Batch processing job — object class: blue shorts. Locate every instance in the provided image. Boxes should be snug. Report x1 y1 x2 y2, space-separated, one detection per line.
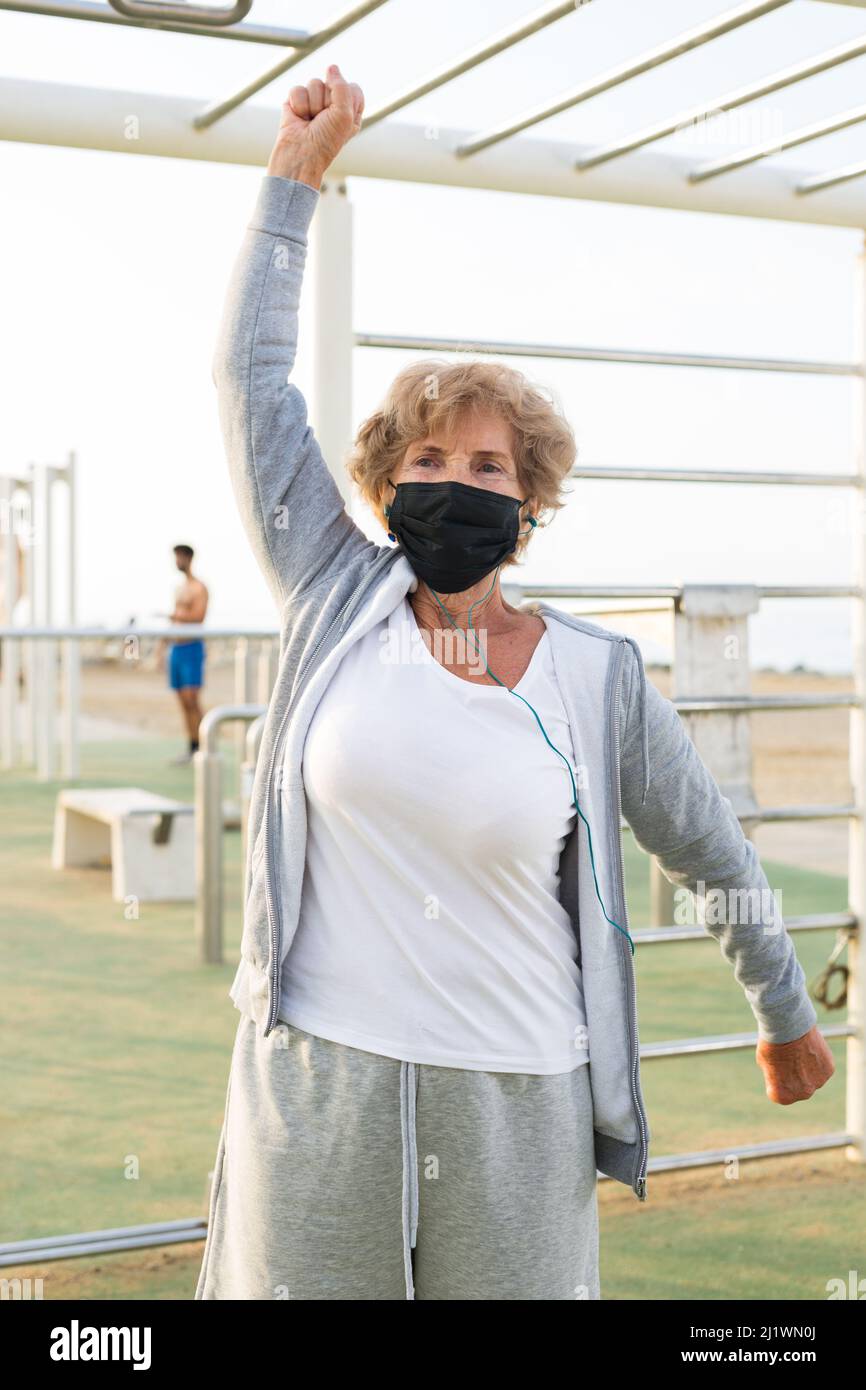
169 640 205 691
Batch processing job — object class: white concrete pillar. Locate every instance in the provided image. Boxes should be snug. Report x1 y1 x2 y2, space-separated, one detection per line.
650 584 762 927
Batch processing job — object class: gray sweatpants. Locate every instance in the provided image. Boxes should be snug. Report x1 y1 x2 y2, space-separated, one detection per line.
194 1013 600 1301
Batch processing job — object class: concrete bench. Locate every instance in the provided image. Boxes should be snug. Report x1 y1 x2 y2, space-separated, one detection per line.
52 788 195 903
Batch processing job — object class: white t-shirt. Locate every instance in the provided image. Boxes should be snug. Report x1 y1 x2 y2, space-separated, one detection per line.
278 595 589 1074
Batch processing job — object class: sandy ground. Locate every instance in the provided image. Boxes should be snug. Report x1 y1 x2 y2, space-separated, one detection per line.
69 655 853 879
79 650 239 740
738 670 851 880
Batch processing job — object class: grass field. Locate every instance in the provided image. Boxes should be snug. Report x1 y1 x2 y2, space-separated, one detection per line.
0 730 862 1301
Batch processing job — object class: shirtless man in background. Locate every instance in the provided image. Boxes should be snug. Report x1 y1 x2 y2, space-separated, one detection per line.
157 543 209 764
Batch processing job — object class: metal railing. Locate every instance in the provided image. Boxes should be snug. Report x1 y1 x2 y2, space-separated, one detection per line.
348 230 864 1190
193 703 266 966
3 0 866 1257
0 625 279 780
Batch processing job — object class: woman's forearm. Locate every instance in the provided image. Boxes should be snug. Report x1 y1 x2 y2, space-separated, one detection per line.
211 66 370 609
618 643 819 1046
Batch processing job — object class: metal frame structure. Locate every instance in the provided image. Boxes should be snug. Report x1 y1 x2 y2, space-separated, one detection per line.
0 618 277 781
0 0 864 1260
3 0 866 223
0 453 78 778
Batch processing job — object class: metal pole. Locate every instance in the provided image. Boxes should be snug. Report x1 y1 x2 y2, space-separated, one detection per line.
61 449 79 779
456 0 792 157
194 726 224 967
194 704 266 967
105 0 252 25
44 466 58 781
798 159 866 197
0 476 17 767
690 102 866 185
360 0 584 131
0 0 307 43
241 714 266 885
309 177 355 507
576 31 866 171
847 236 866 1169
233 637 256 768
32 464 57 780
256 637 277 707
191 0 388 131
355 331 860 377
22 477 35 767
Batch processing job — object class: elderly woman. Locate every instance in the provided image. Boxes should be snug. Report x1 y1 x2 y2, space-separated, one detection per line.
195 65 834 1302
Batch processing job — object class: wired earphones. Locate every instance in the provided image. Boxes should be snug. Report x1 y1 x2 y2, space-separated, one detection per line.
418 562 635 955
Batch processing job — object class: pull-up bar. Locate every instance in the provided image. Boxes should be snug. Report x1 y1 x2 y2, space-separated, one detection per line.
106 0 250 24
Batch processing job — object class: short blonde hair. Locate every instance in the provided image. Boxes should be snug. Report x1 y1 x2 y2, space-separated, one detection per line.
346 358 577 567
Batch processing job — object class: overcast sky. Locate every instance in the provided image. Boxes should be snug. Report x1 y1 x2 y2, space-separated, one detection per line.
3 0 866 670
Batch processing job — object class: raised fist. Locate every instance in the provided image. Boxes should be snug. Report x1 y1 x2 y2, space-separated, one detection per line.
266 63 364 189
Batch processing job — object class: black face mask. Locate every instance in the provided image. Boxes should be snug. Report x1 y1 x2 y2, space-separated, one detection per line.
383 477 535 594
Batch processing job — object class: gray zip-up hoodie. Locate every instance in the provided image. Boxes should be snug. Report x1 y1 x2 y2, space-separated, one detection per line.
212 172 819 1203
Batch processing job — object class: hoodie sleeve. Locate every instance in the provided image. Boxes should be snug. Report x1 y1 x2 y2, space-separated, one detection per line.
212 174 377 611
618 638 819 1046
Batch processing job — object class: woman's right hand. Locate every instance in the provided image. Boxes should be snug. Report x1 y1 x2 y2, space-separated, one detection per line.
267 63 364 190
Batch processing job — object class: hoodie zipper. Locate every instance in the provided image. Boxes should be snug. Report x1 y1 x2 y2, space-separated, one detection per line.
256 573 651 1198
260 547 404 1036
609 637 650 1200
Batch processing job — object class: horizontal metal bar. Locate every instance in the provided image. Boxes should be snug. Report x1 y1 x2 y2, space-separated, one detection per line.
0 1219 207 1267
106 0 251 25
517 584 684 602
691 101 866 185
0 1217 203 1256
192 0 388 131
674 693 860 711
511 582 860 599
752 803 857 823
456 0 792 157
631 913 858 945
798 158 866 196
0 625 277 639
360 0 583 131
2 575 858 643
13 1132 860 1253
743 584 861 597
199 702 266 755
603 1132 857 1184
626 804 858 831
0 0 306 42
642 1023 855 1059
624 804 858 830
577 31 866 171
567 464 862 486
356 330 860 376
531 604 677 619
